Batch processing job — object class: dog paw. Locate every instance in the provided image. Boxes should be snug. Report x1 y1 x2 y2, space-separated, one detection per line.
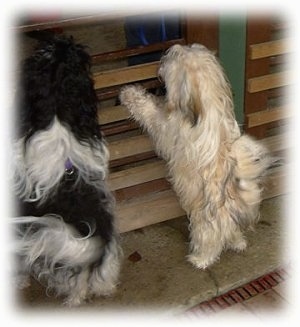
228 237 247 252
187 253 220 270
88 279 118 298
63 296 85 307
119 85 146 107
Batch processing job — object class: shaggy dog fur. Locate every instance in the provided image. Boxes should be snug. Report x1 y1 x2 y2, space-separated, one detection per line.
120 44 273 269
12 35 122 306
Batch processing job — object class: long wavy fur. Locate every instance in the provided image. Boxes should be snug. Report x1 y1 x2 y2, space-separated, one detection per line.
120 43 274 269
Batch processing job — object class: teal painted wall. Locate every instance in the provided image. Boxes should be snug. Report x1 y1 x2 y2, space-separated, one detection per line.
219 15 247 126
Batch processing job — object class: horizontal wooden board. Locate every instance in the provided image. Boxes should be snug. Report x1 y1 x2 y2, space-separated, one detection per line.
114 178 170 202
247 106 291 128
250 38 291 60
93 62 159 89
98 105 129 125
108 134 154 161
116 190 185 233
102 121 138 136
247 71 290 93
92 38 185 63
108 160 166 191
96 79 161 101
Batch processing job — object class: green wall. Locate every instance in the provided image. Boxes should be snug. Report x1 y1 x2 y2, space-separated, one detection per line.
219 15 247 126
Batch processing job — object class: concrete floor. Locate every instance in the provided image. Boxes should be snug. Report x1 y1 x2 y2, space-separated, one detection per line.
17 194 290 314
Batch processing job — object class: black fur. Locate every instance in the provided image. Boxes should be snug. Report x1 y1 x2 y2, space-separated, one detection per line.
18 35 101 144
13 35 120 305
17 34 112 238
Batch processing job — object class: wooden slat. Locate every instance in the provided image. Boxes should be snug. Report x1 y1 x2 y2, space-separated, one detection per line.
98 105 129 125
96 79 161 101
108 160 166 191
250 39 291 60
247 106 291 128
102 121 138 136
110 151 156 168
116 190 185 233
114 178 170 202
248 71 289 93
93 62 159 89
92 38 185 63
108 135 153 161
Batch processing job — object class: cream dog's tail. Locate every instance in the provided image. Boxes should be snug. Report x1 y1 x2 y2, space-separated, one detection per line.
231 134 273 182
229 135 276 227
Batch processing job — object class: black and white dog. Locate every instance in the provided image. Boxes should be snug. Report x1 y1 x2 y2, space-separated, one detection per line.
12 35 121 306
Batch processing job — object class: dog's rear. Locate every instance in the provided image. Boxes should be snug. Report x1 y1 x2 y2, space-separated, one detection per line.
12 35 121 306
230 135 274 226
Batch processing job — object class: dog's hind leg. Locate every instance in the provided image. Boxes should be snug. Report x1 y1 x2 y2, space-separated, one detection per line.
187 212 224 269
62 268 90 307
187 207 247 269
88 238 121 298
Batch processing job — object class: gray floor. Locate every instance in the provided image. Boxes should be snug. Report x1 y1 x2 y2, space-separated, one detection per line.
17 195 290 313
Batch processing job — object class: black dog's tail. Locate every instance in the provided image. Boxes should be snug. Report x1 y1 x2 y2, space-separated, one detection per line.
12 215 105 273
12 215 122 306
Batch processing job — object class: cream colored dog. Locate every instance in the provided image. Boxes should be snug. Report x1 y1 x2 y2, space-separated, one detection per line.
120 44 273 269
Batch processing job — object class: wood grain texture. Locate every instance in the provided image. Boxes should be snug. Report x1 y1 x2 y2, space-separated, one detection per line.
93 62 159 89
250 39 290 59
247 106 291 128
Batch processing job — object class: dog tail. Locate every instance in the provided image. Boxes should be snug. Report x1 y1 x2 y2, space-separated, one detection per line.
12 215 104 271
12 215 121 302
231 134 274 182
229 135 277 227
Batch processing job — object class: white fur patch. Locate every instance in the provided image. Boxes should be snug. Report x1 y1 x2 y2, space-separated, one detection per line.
12 215 122 306
12 117 109 203
13 215 104 270
88 238 122 297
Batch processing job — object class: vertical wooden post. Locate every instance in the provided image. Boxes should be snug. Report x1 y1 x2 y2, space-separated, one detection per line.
184 15 219 51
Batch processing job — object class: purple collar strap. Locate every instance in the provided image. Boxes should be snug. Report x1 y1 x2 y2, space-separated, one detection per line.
65 158 74 175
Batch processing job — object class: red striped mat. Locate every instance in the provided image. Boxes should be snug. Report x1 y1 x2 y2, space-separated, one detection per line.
187 267 289 315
